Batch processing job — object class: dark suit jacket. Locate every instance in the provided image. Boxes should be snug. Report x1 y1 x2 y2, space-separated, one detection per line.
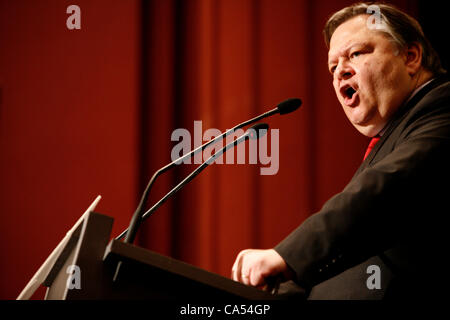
275 76 450 300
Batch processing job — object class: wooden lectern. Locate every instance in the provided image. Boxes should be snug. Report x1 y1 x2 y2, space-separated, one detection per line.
19 198 277 300
49 211 275 300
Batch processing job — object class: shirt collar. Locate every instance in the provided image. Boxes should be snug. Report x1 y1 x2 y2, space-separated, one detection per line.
404 78 435 105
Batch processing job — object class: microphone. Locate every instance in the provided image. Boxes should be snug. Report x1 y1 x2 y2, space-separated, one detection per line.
276 98 302 115
117 123 270 242
120 98 301 244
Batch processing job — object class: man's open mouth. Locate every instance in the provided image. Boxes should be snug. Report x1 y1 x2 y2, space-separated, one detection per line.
341 84 358 106
345 86 356 99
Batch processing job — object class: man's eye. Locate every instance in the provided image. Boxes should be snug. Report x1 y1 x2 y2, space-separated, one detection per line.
330 66 336 74
350 51 362 59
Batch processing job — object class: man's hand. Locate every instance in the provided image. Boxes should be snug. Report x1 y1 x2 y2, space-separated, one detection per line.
231 249 294 287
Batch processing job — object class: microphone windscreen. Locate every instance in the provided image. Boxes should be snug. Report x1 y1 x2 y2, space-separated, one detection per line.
248 123 269 140
277 98 302 115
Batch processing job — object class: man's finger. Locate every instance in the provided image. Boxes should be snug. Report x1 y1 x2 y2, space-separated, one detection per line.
231 250 246 282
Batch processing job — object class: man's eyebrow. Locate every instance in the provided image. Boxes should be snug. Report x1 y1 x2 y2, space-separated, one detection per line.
328 42 369 66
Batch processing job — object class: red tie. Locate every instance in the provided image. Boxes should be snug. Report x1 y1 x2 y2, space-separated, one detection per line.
363 136 380 161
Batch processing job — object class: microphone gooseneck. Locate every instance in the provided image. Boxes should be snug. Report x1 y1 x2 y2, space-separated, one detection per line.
117 123 270 241
120 98 301 243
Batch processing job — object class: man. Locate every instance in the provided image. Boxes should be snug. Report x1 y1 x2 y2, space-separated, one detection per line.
232 2 449 299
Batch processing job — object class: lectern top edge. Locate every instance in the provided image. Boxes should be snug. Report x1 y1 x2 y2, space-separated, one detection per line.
104 239 278 300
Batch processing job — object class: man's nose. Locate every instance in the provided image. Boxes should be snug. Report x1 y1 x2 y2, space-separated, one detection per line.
336 61 355 80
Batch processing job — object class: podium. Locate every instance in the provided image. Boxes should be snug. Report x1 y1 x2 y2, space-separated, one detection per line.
26 208 276 300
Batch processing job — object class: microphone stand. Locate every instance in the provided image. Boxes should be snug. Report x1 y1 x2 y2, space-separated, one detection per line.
120 105 284 244
117 123 269 241
112 124 268 282
121 97 300 244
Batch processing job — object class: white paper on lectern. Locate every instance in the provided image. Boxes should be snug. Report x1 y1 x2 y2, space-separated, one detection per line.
16 195 102 300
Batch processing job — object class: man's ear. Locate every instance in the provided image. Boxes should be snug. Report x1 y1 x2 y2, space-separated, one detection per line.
404 42 423 76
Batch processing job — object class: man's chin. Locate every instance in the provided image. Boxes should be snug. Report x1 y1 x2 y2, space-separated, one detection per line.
353 123 383 137
349 111 383 137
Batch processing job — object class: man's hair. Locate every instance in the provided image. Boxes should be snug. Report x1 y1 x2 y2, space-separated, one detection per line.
323 2 446 76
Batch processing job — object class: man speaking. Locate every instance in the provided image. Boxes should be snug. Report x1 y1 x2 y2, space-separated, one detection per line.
232 2 449 299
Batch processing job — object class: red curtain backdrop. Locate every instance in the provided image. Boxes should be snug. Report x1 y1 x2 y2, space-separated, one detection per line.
0 0 417 299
